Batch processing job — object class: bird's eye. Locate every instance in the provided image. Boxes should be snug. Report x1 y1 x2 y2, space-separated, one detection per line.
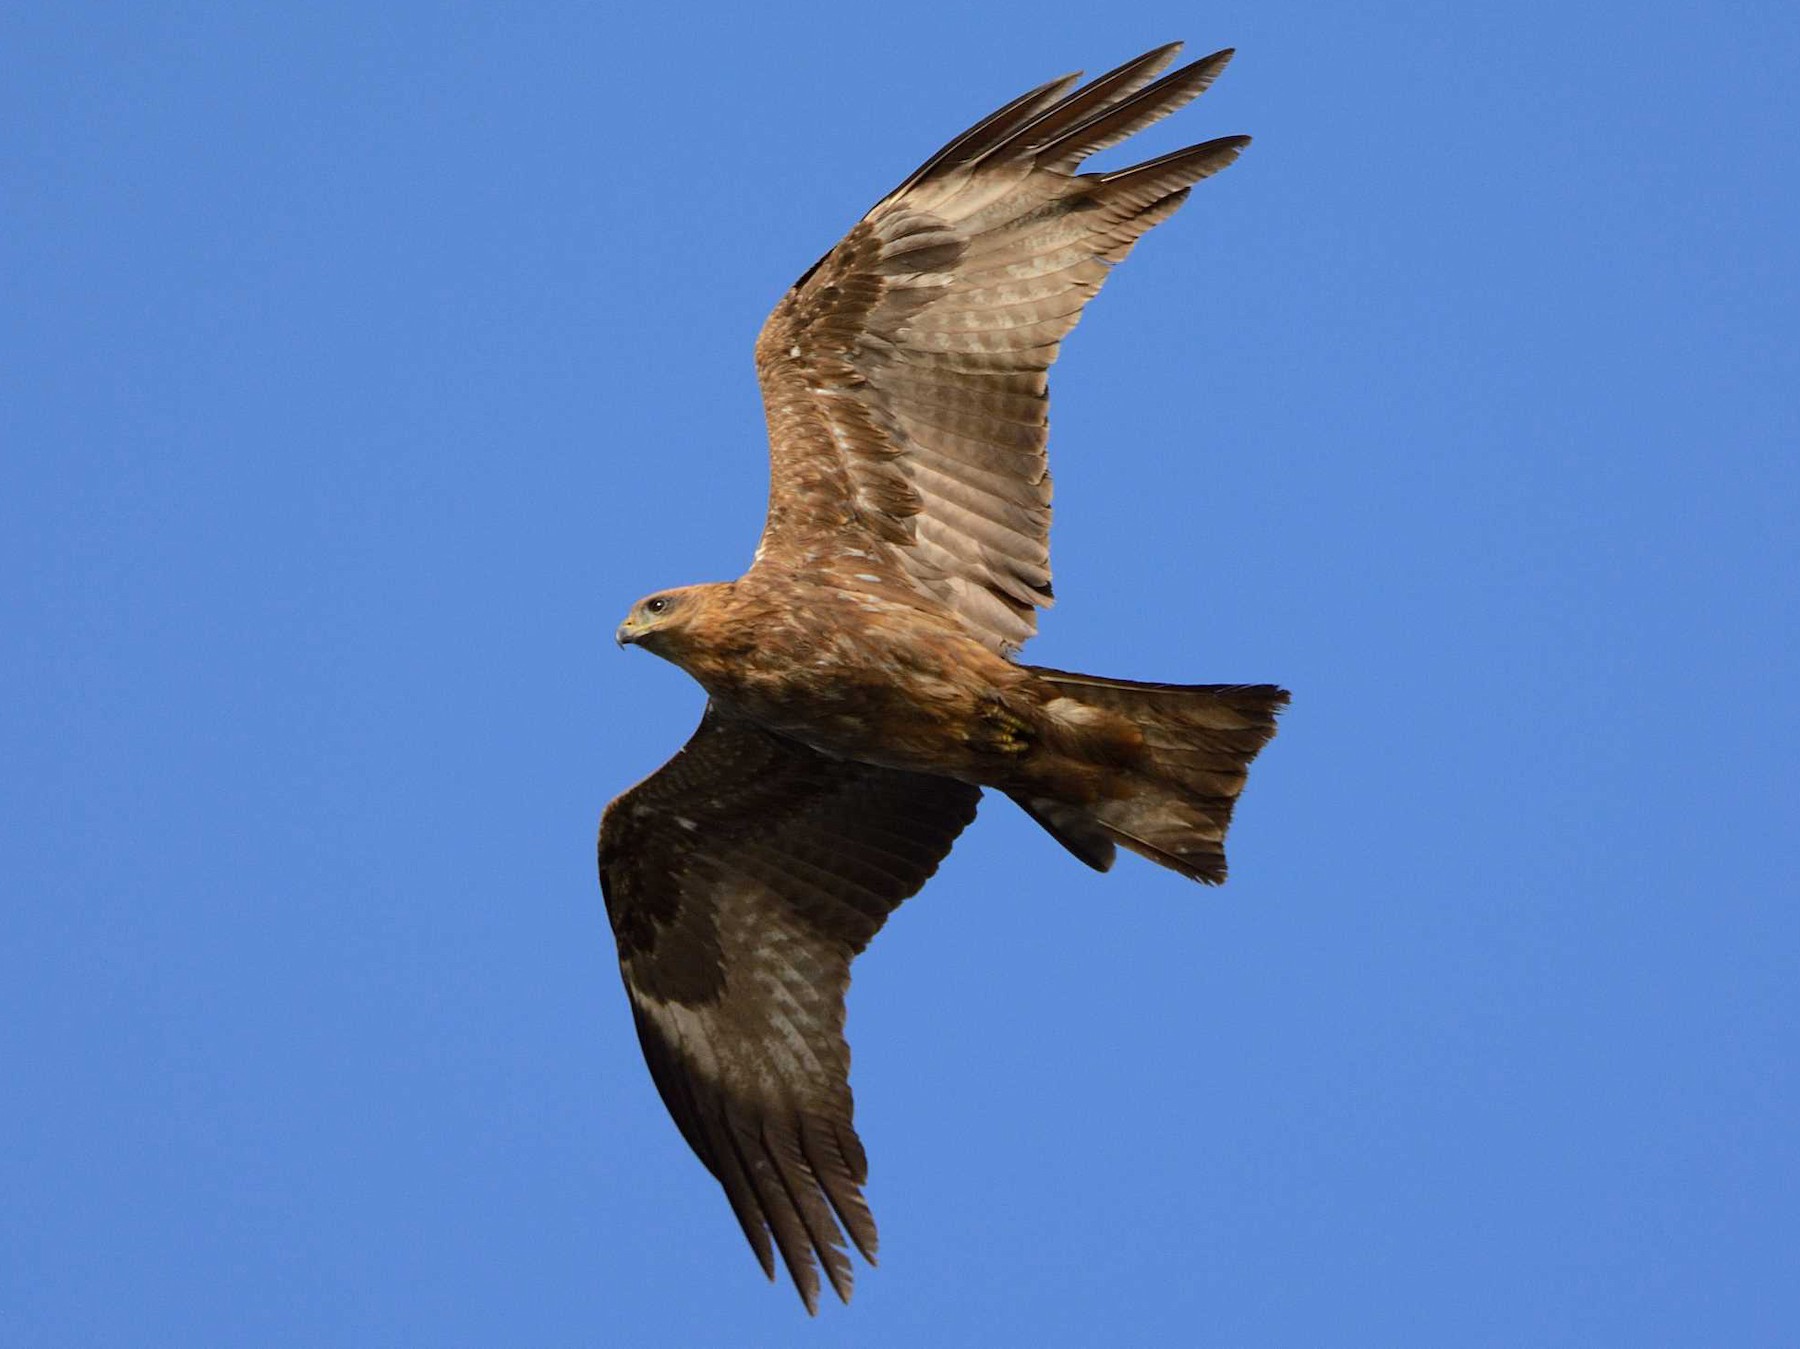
644 596 669 616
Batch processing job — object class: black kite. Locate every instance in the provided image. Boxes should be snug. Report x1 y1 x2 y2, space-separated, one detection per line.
600 42 1287 1311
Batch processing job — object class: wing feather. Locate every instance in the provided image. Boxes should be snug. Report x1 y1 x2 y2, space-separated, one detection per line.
753 44 1248 653
1031 47 1236 169
599 707 980 1310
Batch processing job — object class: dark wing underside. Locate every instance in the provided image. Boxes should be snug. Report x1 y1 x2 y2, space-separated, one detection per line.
599 706 980 1311
753 42 1249 654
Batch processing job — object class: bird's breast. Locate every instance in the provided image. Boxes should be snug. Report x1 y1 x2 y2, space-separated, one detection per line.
684 602 1027 777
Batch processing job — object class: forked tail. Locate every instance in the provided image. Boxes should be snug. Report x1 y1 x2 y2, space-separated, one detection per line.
1010 666 1289 883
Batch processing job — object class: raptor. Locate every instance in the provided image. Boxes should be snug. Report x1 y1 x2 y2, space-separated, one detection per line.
600 42 1287 1311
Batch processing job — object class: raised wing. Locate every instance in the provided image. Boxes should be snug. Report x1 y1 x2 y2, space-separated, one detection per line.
598 706 981 1311
753 43 1248 654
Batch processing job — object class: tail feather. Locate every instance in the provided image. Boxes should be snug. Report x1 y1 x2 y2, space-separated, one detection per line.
1010 794 1118 873
1013 667 1288 883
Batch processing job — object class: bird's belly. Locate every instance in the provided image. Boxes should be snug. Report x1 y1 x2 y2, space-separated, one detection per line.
728 672 971 773
696 631 1029 780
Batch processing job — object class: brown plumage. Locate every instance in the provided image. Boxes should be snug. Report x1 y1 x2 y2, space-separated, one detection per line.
600 42 1287 1312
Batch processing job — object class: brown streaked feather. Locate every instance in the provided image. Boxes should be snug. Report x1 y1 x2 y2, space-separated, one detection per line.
753 44 1249 655
599 706 980 1311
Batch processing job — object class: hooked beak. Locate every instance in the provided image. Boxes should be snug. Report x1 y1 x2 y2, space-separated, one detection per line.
614 620 638 648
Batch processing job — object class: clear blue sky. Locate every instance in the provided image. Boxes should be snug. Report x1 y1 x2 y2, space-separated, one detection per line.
4 4 1796 1345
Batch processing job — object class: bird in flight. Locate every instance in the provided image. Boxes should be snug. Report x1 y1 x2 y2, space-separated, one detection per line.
600 41 1287 1312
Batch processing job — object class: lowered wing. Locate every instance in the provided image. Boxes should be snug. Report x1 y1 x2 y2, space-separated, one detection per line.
599 707 980 1310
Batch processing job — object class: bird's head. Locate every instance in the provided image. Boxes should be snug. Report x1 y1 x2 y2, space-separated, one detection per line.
614 584 720 662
